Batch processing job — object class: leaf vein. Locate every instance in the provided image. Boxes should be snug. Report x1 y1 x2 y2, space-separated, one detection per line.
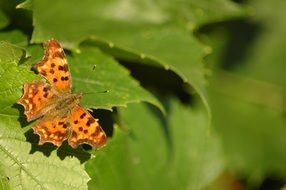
0 141 46 190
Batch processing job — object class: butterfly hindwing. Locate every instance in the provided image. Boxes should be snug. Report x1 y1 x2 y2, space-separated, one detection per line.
33 116 70 147
68 106 107 149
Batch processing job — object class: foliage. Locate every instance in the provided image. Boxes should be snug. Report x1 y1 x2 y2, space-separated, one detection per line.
0 0 285 190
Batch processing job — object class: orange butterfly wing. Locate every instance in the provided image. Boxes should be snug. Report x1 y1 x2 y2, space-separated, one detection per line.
17 81 57 121
18 39 107 149
33 116 70 147
68 106 107 149
34 39 71 93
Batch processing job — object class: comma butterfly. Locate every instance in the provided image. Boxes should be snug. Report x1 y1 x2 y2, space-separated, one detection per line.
18 39 107 149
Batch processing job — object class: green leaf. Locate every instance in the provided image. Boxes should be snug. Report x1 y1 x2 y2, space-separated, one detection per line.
0 178 11 190
0 10 9 29
0 121 90 190
25 44 163 112
0 30 28 46
30 0 211 117
0 41 90 190
71 47 164 112
208 70 286 183
0 41 36 115
0 163 11 190
86 99 224 190
162 0 247 28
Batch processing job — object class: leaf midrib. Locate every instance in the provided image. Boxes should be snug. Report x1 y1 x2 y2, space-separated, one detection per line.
0 139 46 190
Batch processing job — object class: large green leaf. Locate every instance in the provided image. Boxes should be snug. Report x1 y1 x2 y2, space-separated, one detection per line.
86 99 224 190
0 41 89 190
30 0 212 117
70 47 163 111
26 44 163 111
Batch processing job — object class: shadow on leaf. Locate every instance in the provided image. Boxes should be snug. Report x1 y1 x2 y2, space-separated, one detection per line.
25 129 91 163
146 101 173 160
12 103 30 128
14 85 115 163
120 60 195 106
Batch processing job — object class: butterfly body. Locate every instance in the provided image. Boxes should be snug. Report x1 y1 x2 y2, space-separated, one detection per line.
18 39 106 149
53 92 82 111
41 92 81 122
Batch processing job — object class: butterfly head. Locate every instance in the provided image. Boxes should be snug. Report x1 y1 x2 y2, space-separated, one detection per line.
72 93 84 107
75 93 83 99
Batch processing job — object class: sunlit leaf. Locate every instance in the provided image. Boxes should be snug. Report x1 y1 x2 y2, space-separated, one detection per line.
0 41 89 190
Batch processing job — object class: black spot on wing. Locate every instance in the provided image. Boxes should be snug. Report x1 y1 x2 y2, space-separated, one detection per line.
80 113 86 119
86 117 95 127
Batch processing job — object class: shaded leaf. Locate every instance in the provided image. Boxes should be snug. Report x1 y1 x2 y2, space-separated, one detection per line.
0 30 28 46
235 0 286 88
0 10 8 29
86 99 224 190
202 0 286 184
208 70 286 183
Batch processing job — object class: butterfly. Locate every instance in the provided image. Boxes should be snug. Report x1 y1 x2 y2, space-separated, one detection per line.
18 39 107 149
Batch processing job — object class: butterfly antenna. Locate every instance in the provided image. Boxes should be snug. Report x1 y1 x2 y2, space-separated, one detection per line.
82 90 109 95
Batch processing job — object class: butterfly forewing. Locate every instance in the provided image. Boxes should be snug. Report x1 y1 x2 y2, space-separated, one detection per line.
34 39 72 93
18 81 57 121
